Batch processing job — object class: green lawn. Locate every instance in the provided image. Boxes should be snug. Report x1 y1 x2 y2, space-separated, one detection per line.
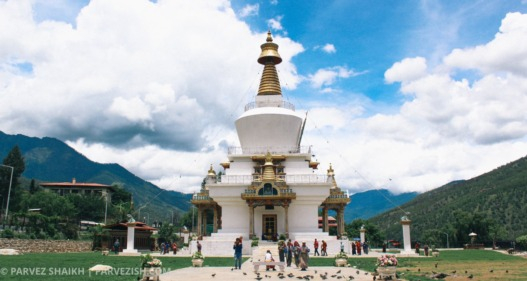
312 250 527 281
0 252 246 281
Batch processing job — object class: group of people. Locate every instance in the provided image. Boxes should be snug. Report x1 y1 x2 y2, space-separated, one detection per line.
276 240 312 271
159 241 178 255
415 242 429 256
313 239 328 256
351 240 369 255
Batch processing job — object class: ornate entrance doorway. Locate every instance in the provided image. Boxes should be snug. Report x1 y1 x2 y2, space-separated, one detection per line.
262 214 277 241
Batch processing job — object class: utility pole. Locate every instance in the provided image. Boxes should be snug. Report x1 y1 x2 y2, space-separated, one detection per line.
442 232 449 248
1 165 14 226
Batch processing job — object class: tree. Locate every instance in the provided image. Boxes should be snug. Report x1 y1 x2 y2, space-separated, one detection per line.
21 191 76 218
345 219 383 246
516 234 527 250
421 229 443 249
158 223 177 243
1 145 25 213
179 206 197 232
90 224 110 250
111 185 132 205
29 179 39 194
66 194 106 222
488 220 507 249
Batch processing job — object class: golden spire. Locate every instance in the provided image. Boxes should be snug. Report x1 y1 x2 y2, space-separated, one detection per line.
262 152 276 181
207 164 216 176
327 163 338 188
257 31 282 96
327 163 335 177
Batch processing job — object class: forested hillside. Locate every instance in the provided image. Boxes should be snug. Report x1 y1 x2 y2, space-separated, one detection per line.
0 131 191 221
369 155 527 247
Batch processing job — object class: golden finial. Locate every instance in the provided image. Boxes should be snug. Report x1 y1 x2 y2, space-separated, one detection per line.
327 163 335 176
262 152 276 181
266 30 273 42
207 164 216 176
265 152 273 164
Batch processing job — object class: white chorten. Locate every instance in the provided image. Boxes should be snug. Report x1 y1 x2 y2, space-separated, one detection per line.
191 32 350 256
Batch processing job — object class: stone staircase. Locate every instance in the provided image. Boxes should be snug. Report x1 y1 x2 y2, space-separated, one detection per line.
251 241 279 262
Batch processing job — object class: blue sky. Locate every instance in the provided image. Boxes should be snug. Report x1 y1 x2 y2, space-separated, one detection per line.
1 0 527 194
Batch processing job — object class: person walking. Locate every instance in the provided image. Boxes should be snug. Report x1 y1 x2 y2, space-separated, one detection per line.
363 241 369 255
313 239 320 256
356 241 362 255
160 242 165 255
197 241 202 253
278 241 285 262
233 238 243 270
351 241 356 255
293 241 300 268
299 242 310 271
286 240 293 267
113 239 120 254
172 241 178 255
321 240 327 256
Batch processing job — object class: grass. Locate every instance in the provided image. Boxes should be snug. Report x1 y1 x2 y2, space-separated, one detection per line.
396 250 527 281
313 250 527 281
0 252 247 281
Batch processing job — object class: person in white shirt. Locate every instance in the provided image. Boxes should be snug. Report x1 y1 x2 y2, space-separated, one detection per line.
265 250 276 271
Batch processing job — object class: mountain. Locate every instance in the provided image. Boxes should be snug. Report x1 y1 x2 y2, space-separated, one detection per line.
0 131 192 221
369 155 527 244
344 189 418 222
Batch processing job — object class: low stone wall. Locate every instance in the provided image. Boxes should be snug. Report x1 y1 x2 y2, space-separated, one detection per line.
0 238 92 253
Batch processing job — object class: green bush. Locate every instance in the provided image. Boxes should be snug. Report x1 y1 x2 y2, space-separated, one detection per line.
1 229 14 238
251 237 259 247
516 234 527 249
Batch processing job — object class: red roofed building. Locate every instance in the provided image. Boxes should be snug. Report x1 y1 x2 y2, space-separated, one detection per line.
318 216 337 229
40 178 115 203
103 221 157 251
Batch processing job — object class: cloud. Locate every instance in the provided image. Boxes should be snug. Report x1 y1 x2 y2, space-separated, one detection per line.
0 0 305 192
308 66 364 89
385 57 427 84
268 16 283 30
322 43 336 54
238 3 258 18
444 12 527 76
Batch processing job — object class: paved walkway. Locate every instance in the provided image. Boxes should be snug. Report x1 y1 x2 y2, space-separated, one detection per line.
159 259 375 281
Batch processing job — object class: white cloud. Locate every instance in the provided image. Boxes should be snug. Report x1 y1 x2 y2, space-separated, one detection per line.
0 0 304 192
238 4 258 18
322 43 336 54
331 11 527 193
308 66 364 89
268 16 283 30
444 12 527 76
385 57 427 84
